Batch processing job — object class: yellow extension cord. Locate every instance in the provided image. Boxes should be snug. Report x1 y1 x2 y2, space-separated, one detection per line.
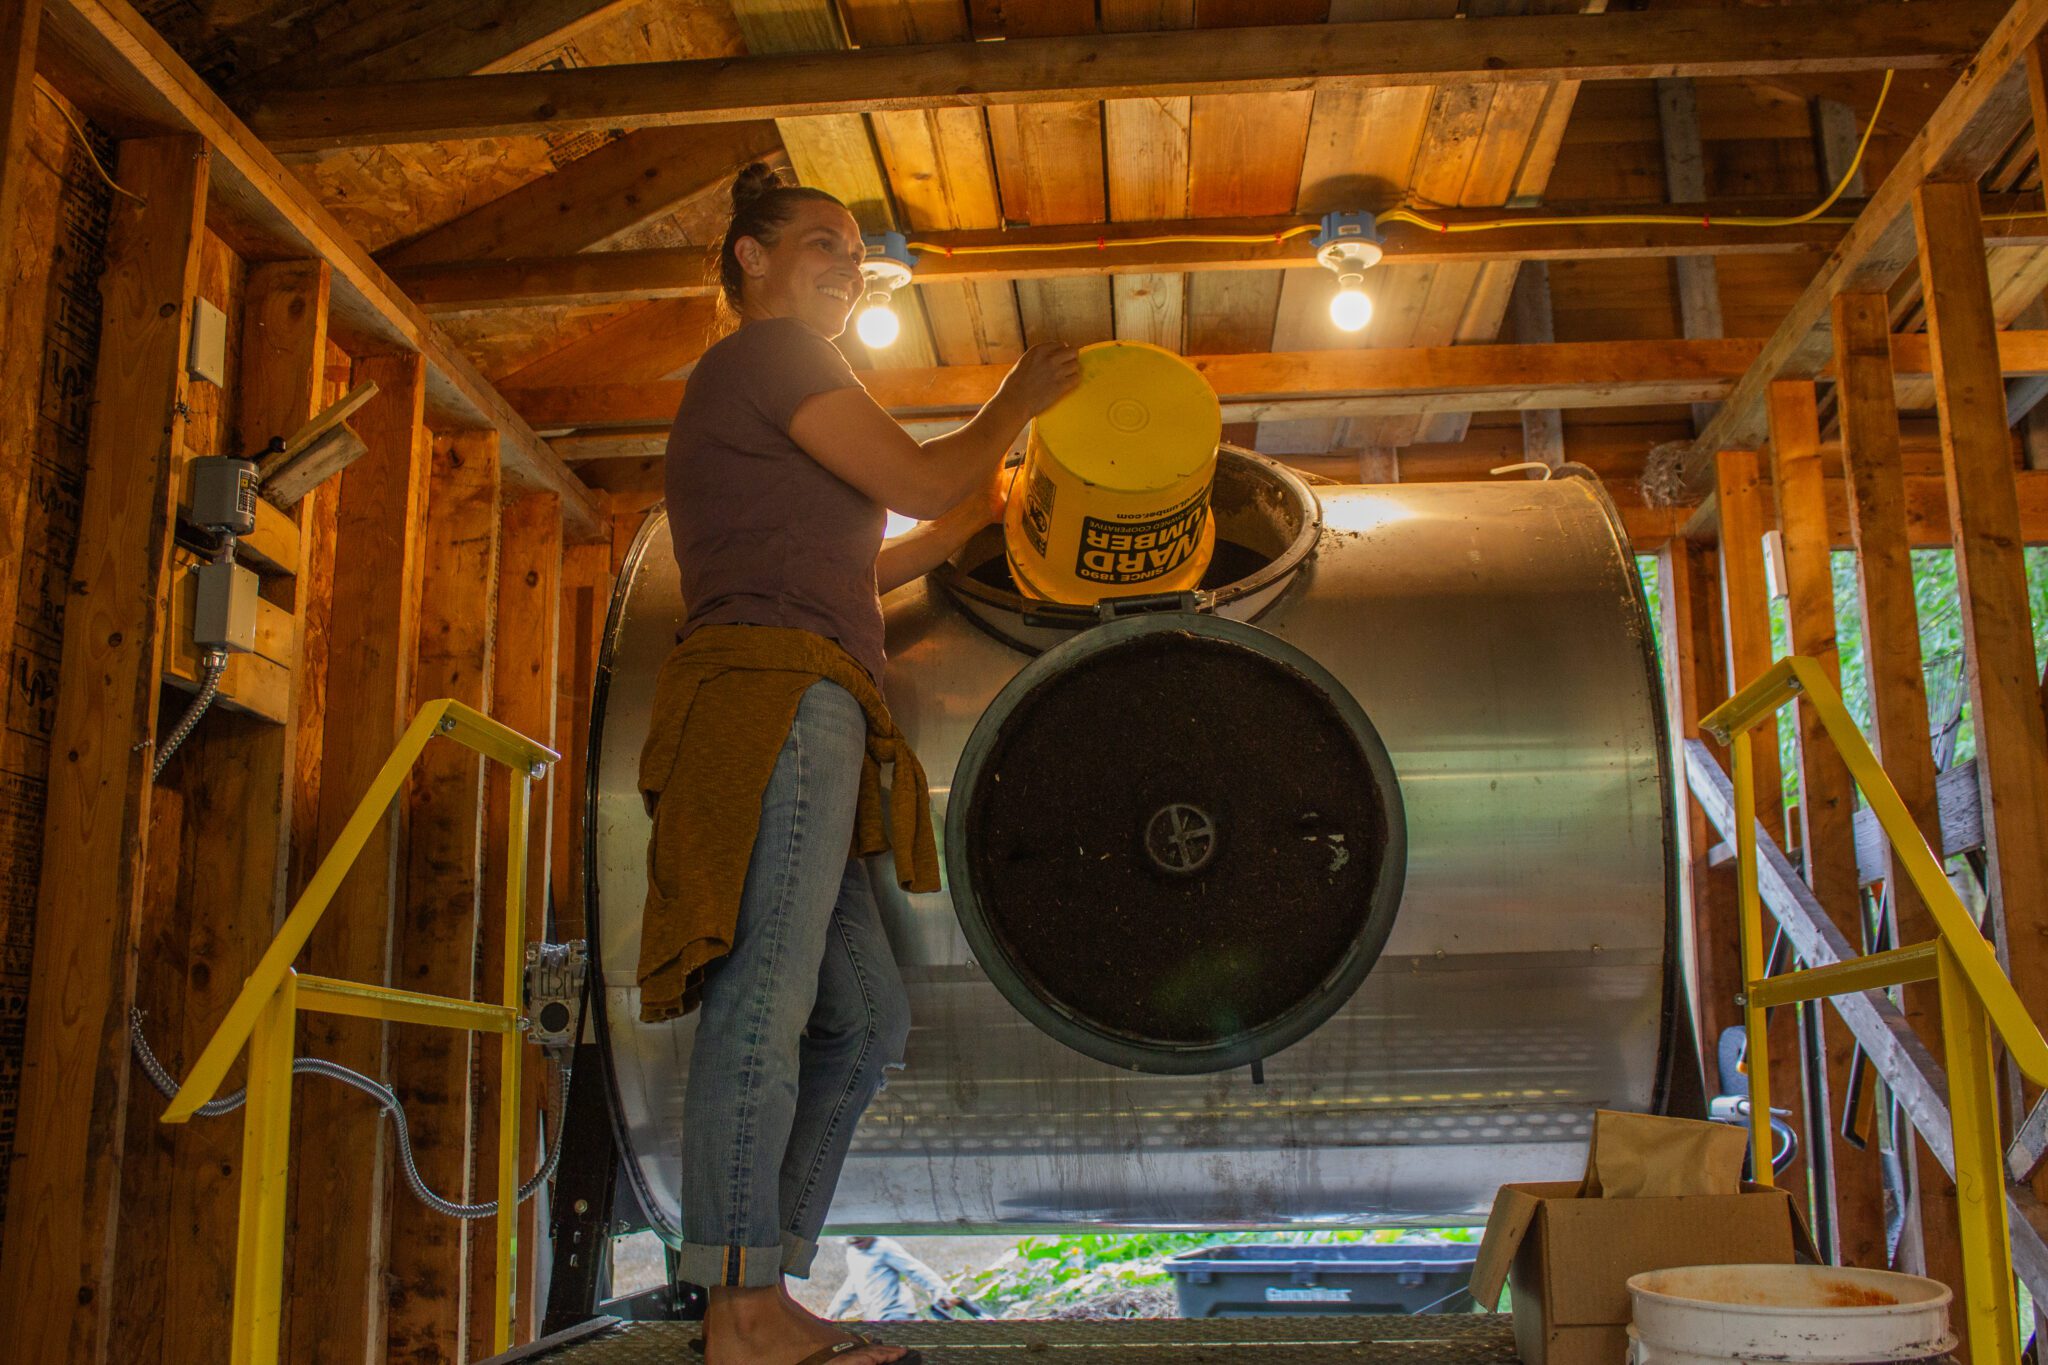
903 70 2042 260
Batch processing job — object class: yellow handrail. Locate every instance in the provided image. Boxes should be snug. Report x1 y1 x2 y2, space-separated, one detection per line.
163 698 556 1365
1701 655 2043 1365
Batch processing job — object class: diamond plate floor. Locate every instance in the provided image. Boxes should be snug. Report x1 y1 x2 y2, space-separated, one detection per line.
483 1314 1520 1364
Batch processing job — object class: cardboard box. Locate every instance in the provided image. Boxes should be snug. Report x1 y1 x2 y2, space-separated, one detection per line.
1469 1180 1818 1365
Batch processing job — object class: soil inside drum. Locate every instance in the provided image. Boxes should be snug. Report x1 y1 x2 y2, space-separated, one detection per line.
965 630 1393 1047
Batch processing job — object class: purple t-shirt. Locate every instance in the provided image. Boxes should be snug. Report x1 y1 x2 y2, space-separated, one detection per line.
665 317 887 681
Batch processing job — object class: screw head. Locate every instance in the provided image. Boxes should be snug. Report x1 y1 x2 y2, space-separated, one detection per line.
438 715 456 733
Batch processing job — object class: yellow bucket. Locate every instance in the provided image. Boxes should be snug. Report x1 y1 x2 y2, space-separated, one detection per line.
1003 341 1222 604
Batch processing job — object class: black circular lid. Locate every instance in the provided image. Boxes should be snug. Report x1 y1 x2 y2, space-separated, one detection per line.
947 614 1406 1073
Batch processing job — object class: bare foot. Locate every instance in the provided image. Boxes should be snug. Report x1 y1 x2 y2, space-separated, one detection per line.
705 1285 905 1365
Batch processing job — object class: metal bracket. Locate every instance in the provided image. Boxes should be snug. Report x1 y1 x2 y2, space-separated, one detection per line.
2010 1091 2048 1184
523 940 589 1050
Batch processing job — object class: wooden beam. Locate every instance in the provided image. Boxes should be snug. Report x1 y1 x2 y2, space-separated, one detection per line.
1831 289 1968 1321
471 492 560 1350
0 133 206 1365
1511 262 1562 472
286 351 431 1365
498 298 717 391
386 429 501 1365
1714 446 1815 1220
514 331 2048 429
392 197 2048 314
1768 379 1888 1270
1680 0 2048 491
238 0 642 92
1916 182 2048 1049
240 2 2004 151
1658 76 1724 434
379 122 783 270
37 0 603 535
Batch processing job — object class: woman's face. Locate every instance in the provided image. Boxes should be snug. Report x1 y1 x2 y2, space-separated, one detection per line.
738 199 866 338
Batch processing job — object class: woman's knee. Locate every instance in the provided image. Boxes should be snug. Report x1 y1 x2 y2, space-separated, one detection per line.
873 988 911 1069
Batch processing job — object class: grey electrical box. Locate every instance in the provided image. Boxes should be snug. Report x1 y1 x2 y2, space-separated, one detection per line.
191 456 259 536
193 561 258 653
188 297 228 387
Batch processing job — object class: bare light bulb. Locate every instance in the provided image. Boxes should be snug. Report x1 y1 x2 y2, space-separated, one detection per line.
1330 276 1372 332
856 292 901 348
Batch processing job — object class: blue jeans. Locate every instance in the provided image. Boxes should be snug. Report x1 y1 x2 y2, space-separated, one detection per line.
674 680 912 1289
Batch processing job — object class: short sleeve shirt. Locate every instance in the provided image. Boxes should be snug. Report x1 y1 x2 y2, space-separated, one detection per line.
664 318 888 682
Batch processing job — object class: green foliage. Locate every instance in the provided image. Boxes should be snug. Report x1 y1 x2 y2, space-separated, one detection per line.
964 1229 1477 1319
1640 547 2048 811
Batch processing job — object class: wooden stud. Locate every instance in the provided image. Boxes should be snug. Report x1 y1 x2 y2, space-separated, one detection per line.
0 0 39 263
385 430 502 1364
1915 182 2048 1051
549 543 610 942
1768 379 1887 1269
1660 538 1741 1064
1715 447 1815 1217
285 351 432 1365
0 133 209 1365
240 2 2008 150
469 492 563 1350
1831 289 1968 1324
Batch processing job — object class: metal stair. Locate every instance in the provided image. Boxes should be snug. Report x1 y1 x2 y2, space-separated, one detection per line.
1682 738 2048 1302
477 1313 1521 1364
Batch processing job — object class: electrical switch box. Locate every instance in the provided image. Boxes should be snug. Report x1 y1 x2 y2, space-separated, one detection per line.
191 455 259 536
193 561 258 653
188 297 228 387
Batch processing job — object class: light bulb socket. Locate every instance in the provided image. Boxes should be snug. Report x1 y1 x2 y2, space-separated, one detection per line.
861 230 917 294
1314 209 1384 275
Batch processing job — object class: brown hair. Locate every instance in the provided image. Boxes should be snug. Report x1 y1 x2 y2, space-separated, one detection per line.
716 162 847 329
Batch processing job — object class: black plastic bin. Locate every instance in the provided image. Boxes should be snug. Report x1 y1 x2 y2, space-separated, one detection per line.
1164 1243 1480 1318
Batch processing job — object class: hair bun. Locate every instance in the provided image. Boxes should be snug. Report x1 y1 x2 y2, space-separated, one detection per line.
731 162 785 210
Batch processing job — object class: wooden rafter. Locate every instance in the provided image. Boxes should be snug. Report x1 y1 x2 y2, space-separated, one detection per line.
35 0 605 535
1678 0 2048 494
379 122 784 268
508 330 2048 429
240 2 2006 151
235 0 644 92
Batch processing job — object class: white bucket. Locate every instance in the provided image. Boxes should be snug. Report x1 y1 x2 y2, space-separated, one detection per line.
1627 1265 1955 1365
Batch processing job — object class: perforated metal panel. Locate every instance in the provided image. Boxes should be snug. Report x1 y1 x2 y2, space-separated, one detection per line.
485 1314 1520 1364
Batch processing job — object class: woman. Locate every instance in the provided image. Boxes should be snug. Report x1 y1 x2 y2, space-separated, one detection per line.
637 163 1078 1365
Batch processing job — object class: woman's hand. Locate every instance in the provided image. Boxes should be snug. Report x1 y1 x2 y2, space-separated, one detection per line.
997 343 1081 419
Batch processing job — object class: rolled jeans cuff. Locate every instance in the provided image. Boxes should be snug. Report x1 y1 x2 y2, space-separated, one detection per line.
782 1233 820 1278
675 1240 785 1289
